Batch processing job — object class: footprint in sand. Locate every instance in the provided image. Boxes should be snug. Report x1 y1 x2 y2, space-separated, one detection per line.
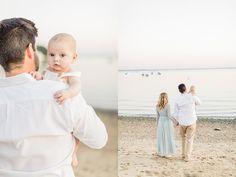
207 162 215 165
145 170 152 175
153 171 159 175
144 170 160 176
162 171 171 176
120 165 129 171
145 170 156 176
200 157 206 160
184 173 199 177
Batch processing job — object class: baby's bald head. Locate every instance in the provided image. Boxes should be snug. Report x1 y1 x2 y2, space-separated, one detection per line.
48 33 76 52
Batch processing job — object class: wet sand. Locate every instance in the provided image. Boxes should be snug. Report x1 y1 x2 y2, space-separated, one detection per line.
74 109 117 177
118 117 236 177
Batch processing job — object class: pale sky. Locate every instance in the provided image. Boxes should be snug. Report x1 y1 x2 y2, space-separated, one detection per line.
1 0 117 56
119 0 236 69
2 0 236 69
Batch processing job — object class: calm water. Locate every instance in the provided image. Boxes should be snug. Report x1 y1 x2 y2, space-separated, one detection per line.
75 57 117 110
118 68 236 118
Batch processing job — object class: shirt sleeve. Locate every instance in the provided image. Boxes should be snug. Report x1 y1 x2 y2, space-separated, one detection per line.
173 102 179 121
68 94 108 149
167 104 178 125
193 96 201 106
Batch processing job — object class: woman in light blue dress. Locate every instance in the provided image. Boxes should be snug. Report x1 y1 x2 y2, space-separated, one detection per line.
156 92 176 157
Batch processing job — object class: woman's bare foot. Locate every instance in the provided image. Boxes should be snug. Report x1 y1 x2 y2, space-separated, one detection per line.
164 155 174 159
156 153 165 158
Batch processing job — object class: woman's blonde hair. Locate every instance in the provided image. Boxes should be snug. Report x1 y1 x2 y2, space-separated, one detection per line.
157 92 168 110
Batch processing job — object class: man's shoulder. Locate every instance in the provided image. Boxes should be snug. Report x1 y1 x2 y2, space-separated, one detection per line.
175 93 190 104
34 80 66 89
175 94 182 102
27 80 67 97
187 93 198 100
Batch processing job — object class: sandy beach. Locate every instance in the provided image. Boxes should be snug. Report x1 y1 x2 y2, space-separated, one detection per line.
73 109 117 177
118 117 236 177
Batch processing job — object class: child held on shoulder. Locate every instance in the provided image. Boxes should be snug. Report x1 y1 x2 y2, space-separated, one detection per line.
31 33 81 167
189 85 196 96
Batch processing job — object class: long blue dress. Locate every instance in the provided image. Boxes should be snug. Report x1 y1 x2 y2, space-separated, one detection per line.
156 104 176 156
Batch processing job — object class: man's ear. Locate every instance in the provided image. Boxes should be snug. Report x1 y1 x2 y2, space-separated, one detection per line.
25 43 34 60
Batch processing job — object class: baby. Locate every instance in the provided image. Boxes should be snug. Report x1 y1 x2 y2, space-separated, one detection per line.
189 85 201 107
189 85 196 95
32 33 80 167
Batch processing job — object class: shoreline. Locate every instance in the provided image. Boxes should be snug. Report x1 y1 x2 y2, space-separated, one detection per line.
119 115 236 121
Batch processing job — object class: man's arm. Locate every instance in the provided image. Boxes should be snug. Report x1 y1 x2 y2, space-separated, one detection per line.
172 102 179 122
69 95 108 149
167 104 179 125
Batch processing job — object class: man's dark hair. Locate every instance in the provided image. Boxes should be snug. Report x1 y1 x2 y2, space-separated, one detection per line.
0 18 38 72
178 83 186 93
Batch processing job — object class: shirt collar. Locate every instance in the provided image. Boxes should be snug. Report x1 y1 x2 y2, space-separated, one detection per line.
0 73 35 87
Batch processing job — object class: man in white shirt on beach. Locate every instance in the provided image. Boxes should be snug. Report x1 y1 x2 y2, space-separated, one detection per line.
173 83 201 162
0 17 108 177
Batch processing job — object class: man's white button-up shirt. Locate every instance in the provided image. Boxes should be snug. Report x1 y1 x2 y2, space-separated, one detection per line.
173 93 201 126
0 73 108 177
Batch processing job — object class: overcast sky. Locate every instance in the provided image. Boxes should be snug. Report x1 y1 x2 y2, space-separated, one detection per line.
119 0 236 69
1 0 117 56
2 0 236 69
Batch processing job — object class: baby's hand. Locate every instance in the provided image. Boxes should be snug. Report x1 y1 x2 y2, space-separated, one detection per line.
54 90 71 105
29 71 43 80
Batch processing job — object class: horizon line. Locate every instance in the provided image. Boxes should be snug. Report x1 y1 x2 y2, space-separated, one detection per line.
119 67 236 72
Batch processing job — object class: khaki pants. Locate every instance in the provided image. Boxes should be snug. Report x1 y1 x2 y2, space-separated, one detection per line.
180 123 196 160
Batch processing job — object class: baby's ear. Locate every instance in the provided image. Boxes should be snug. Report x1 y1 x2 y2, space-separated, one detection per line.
72 53 78 63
